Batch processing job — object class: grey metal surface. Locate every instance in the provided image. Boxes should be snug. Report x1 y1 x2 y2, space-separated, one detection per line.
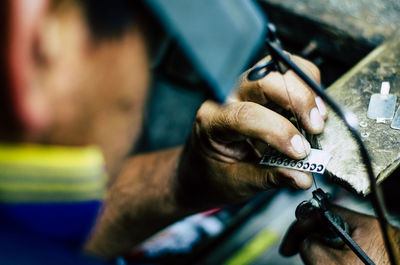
262 0 400 38
317 36 400 195
367 93 397 120
258 0 400 195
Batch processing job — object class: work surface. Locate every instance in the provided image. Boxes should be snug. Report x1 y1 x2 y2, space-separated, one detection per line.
259 0 400 64
317 36 400 196
258 0 400 196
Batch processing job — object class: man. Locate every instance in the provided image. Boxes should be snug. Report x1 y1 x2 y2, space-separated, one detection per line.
0 0 397 264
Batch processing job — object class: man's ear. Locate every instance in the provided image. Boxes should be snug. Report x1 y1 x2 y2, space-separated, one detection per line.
7 0 51 137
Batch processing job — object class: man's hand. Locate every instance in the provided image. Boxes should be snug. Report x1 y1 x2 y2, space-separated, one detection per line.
280 206 400 265
86 54 327 257
177 54 327 208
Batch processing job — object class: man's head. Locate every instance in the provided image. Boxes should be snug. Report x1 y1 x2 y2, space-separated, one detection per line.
1 0 150 175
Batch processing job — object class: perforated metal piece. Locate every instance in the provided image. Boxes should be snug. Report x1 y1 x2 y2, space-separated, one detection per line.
260 148 332 174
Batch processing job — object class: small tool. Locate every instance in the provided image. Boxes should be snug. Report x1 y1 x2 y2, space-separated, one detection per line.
296 189 375 265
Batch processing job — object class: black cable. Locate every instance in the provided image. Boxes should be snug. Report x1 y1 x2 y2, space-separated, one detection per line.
323 211 375 265
265 41 399 265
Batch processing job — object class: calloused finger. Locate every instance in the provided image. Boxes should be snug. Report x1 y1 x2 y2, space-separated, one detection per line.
223 162 313 196
196 100 311 159
239 55 327 134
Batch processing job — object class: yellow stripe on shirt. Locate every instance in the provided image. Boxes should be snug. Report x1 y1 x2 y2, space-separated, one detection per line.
0 143 108 203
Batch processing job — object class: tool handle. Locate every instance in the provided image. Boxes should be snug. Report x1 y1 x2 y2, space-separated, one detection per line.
323 211 375 265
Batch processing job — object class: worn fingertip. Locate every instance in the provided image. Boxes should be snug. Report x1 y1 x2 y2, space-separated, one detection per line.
309 107 325 133
280 168 313 189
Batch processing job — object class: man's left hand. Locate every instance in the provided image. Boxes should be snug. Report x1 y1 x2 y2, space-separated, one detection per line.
280 206 400 265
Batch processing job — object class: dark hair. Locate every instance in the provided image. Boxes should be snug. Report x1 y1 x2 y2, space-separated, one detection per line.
79 0 142 39
80 0 165 63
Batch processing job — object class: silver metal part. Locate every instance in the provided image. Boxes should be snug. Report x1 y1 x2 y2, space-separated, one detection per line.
367 82 397 121
260 148 332 174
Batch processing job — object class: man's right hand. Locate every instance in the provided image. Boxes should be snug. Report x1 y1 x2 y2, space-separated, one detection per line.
177 54 326 208
280 206 400 265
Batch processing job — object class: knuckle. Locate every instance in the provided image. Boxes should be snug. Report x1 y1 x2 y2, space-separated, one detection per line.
232 102 254 127
195 105 207 125
299 238 312 254
266 171 281 187
195 101 214 125
303 88 317 105
293 55 321 83
308 62 320 77
239 77 266 103
291 88 315 112
305 62 321 83
256 170 274 190
255 79 265 91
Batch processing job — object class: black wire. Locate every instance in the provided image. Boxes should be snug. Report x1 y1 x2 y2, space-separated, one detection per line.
265 41 399 265
324 211 375 265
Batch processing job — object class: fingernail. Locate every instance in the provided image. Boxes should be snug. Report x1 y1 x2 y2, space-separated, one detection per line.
310 107 324 131
290 134 310 157
315 97 327 116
